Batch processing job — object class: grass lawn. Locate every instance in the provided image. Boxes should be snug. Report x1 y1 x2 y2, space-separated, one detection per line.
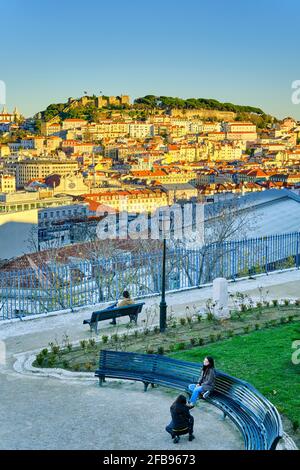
169 322 300 430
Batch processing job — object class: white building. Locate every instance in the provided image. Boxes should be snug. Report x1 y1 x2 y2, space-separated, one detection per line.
223 121 257 133
38 203 89 228
0 174 16 193
4 159 78 187
62 118 87 130
129 123 154 139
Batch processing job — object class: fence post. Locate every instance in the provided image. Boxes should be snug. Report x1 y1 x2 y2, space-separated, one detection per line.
69 266 73 312
265 237 269 275
231 241 236 282
297 232 300 269
115 259 119 302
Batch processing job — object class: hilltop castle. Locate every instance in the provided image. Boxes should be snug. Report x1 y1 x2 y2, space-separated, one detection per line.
67 95 130 108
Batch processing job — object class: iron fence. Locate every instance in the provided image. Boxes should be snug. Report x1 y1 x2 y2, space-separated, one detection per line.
0 231 299 320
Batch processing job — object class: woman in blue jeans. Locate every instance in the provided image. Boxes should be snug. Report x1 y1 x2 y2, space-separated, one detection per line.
187 356 216 407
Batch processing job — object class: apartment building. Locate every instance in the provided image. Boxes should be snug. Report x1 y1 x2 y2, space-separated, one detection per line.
129 123 154 139
61 140 101 155
0 174 16 193
210 144 243 161
62 118 87 130
41 122 62 136
84 189 168 214
38 203 89 228
223 122 257 133
4 159 78 187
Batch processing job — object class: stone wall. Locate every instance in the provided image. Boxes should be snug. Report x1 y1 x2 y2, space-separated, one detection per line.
170 108 236 120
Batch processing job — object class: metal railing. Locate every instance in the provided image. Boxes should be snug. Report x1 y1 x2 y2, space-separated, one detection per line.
0 231 299 320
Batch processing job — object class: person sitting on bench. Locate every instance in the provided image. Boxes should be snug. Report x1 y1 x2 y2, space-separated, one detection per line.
108 290 134 325
187 356 216 407
166 394 195 443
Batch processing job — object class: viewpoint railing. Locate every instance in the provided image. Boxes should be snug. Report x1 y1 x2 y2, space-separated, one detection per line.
0 231 300 320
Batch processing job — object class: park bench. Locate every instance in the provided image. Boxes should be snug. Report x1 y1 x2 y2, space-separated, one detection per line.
83 303 144 334
14 309 28 320
95 350 283 450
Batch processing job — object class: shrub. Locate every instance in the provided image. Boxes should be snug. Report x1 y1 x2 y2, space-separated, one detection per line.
295 299 300 307
179 318 186 326
134 330 139 338
280 316 286 324
186 316 192 325
243 326 250 334
255 310 262 320
227 330 234 338
153 326 160 334
255 323 260 330
175 342 186 351
41 348 49 357
47 354 57 367
111 334 119 343
171 322 177 328
288 315 294 322
35 352 45 367
73 364 80 372
196 314 202 323
88 339 96 348
146 348 154 354
62 360 69 369
80 340 87 350
49 343 60 355
256 302 263 310
209 334 216 343
157 346 165 355
241 304 248 312
207 312 214 322
272 299 278 307
102 335 108 344
198 338 204 346
263 301 270 308
143 328 150 336
292 420 299 432
190 338 197 346
283 299 290 307
67 344 73 352
216 333 222 341
85 362 93 371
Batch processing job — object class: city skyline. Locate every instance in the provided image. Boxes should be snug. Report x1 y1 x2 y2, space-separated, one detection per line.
1 0 300 119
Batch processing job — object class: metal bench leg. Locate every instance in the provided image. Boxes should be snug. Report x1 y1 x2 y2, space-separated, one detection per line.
151 383 155 388
99 376 105 386
143 382 150 392
95 321 98 335
222 412 227 421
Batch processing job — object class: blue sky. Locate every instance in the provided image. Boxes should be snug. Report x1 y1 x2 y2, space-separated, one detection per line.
1 0 300 119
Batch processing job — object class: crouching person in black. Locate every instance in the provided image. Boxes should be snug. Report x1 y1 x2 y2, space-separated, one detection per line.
166 394 195 444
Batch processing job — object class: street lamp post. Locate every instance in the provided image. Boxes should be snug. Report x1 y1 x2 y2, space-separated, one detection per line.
160 216 168 333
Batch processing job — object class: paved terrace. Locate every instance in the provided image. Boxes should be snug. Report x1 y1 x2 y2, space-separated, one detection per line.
0 269 299 450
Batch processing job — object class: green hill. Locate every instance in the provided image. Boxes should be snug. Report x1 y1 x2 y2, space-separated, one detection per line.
36 94 276 129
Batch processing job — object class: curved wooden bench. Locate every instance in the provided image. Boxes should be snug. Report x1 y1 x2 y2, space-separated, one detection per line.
95 350 283 450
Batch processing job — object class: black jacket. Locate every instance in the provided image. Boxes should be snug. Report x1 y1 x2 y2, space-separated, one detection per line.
198 367 216 393
170 403 192 429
